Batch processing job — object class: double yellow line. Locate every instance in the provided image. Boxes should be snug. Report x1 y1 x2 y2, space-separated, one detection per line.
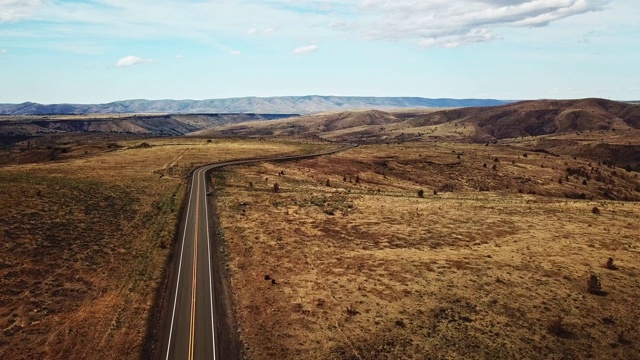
187 174 200 360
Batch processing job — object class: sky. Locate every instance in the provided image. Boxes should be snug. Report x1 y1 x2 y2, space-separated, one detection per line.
0 0 638 104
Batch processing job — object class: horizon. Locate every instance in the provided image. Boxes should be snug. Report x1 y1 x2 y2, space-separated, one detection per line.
1 1 638 103
2 95 638 107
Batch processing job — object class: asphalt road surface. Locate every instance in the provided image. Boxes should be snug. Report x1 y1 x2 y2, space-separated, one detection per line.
159 145 357 360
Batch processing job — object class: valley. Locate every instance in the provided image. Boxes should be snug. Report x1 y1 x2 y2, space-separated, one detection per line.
0 98 639 359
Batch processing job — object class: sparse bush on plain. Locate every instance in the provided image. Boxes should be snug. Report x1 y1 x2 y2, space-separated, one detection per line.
587 274 602 294
605 257 618 270
417 189 424 198
591 206 600 214
273 182 280 193
346 305 359 317
548 316 566 336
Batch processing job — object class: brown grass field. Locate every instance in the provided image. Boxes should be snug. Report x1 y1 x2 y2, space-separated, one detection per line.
0 136 330 359
214 141 640 359
1 120 639 359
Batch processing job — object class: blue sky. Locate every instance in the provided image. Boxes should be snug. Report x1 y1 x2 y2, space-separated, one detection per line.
0 0 638 104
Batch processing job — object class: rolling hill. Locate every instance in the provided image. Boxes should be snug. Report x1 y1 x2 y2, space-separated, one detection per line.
0 113 296 141
401 98 640 140
197 98 639 141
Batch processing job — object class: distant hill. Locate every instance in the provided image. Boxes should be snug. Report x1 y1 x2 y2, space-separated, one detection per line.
401 98 640 140
0 96 508 115
0 113 296 139
197 98 640 143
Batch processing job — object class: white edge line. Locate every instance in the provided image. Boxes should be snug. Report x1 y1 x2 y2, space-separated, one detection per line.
165 171 196 360
204 167 217 360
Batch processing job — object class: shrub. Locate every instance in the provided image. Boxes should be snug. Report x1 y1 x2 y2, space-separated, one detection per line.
417 189 424 198
273 183 280 193
582 179 588 185
346 305 360 316
605 257 618 270
325 179 331 187
591 206 600 214
483 163 487 168
587 274 602 294
492 164 498 171
548 316 566 336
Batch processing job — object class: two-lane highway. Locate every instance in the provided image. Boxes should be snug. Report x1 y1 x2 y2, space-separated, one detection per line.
163 165 216 360
159 145 357 360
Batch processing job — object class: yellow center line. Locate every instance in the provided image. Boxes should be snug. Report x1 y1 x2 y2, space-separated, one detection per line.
188 174 200 360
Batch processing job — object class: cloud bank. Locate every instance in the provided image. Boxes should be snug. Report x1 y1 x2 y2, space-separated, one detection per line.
0 0 612 49
358 0 609 47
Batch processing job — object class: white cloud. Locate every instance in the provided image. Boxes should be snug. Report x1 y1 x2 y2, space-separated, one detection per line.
116 55 153 68
292 44 318 55
357 0 609 47
0 49 7 54
230 50 242 56
0 0 44 22
0 0 619 51
175 54 184 60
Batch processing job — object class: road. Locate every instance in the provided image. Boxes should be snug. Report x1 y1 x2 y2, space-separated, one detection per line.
159 145 357 360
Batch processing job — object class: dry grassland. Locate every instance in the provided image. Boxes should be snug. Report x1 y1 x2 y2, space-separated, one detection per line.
0 137 328 359
215 142 640 359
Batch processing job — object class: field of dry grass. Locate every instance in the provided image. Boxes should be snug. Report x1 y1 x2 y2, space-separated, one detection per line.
0 136 329 359
214 141 640 359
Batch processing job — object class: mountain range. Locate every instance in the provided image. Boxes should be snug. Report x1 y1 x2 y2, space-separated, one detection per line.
0 96 508 115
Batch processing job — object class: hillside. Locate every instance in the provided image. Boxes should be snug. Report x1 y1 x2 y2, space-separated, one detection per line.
0 96 508 115
195 109 419 141
402 98 640 140
0 113 296 143
200 98 639 143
